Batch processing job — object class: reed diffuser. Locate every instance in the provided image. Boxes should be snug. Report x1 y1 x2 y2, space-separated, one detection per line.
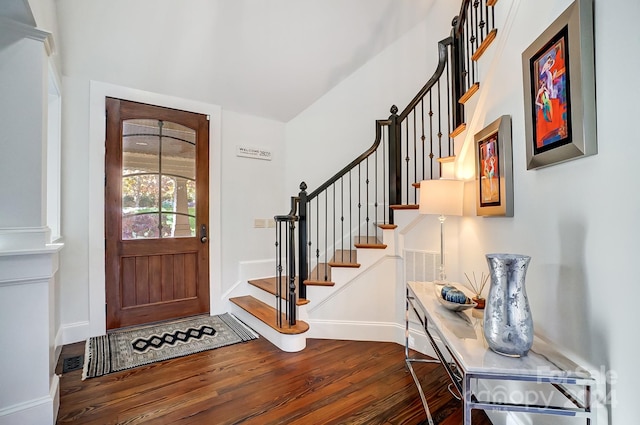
463 272 489 309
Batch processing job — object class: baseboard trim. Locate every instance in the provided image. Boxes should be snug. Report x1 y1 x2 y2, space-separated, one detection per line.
307 319 436 358
61 320 91 345
0 374 59 425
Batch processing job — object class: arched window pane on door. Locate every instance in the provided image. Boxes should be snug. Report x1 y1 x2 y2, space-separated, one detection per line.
121 119 197 240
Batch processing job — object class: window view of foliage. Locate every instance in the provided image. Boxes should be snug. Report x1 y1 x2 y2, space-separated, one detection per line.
122 172 195 239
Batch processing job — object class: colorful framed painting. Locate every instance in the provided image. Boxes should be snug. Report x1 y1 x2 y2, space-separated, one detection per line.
522 0 596 170
474 115 513 217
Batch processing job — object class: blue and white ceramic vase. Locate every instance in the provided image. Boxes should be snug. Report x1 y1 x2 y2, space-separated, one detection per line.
483 253 534 357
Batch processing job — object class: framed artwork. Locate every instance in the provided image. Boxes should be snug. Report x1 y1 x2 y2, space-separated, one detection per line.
474 115 513 217
522 0 596 170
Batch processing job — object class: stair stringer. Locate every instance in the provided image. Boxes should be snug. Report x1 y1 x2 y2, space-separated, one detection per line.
453 0 523 179
299 208 434 356
306 253 403 341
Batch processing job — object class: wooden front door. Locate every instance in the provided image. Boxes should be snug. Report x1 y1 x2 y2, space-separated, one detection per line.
105 98 210 329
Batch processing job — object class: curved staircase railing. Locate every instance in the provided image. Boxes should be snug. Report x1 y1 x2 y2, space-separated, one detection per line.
271 0 500 329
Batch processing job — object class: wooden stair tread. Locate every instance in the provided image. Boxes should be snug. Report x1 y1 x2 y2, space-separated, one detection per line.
390 204 418 210
378 223 397 230
449 123 466 138
459 82 479 104
248 277 309 306
472 28 498 61
328 250 360 268
438 156 456 164
303 279 335 286
353 236 387 249
230 296 309 335
305 263 334 286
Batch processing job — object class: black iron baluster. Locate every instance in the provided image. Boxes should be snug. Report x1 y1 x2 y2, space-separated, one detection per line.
365 157 370 241
413 110 417 203
324 191 328 281
404 119 410 204
429 91 434 179
315 197 320 281
446 59 452 163
478 0 485 43
358 162 362 248
421 99 426 182
349 170 353 258
437 79 442 174
332 182 336 265
374 149 378 242
341 176 345 263
275 219 282 328
466 15 472 90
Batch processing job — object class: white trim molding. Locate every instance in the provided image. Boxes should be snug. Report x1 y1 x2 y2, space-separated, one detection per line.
0 16 55 56
87 81 223 339
0 242 62 425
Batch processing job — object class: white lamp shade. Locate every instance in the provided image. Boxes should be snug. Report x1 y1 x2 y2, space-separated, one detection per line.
419 179 464 216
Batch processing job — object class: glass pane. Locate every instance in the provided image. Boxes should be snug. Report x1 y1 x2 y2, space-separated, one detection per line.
161 176 176 212
122 175 159 240
123 119 161 176
120 119 198 240
162 121 195 144
161 134 196 180
122 213 160 239
186 180 196 214
161 213 196 238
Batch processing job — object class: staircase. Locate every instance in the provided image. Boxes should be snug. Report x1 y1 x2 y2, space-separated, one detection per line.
230 0 501 352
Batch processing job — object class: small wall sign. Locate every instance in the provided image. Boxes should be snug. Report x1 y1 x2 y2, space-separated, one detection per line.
236 145 272 161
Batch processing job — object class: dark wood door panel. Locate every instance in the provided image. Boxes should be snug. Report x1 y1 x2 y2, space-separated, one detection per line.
120 253 199 307
105 97 210 330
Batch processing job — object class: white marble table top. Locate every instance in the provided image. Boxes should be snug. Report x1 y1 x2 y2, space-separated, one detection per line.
408 281 593 382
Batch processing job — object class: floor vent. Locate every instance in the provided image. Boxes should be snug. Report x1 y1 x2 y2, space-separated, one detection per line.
62 355 84 373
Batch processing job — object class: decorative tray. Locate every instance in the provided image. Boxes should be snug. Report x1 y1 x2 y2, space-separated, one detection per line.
434 283 477 312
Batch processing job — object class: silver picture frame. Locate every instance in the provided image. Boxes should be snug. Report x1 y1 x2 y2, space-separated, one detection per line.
522 0 596 170
474 115 513 217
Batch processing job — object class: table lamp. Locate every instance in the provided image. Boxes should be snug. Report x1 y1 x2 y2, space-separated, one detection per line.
419 179 464 284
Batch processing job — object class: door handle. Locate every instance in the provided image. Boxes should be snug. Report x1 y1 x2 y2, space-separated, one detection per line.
200 224 208 243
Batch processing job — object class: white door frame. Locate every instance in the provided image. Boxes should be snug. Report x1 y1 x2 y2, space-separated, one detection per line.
88 81 223 337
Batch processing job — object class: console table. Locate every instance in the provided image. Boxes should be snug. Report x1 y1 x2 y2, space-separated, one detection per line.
405 281 596 425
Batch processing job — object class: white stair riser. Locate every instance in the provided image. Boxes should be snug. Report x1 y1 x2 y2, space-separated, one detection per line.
230 304 306 353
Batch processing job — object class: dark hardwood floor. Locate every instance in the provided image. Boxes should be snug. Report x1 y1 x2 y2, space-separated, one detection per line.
56 337 492 424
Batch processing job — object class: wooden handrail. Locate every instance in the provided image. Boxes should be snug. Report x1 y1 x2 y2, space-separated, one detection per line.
454 0 472 34
398 37 453 122
306 119 390 201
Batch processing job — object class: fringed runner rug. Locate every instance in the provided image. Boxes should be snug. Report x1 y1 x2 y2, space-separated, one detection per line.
83 313 257 379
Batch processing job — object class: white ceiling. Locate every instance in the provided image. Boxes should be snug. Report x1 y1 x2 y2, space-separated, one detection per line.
55 0 437 122
0 0 35 25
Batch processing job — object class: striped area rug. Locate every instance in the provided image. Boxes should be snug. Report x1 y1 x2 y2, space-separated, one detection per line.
83 313 258 379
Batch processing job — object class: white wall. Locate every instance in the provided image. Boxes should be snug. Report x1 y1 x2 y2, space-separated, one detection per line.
44 0 638 422
287 0 638 422
219 110 286 292
284 0 460 193
58 77 285 340
419 0 636 423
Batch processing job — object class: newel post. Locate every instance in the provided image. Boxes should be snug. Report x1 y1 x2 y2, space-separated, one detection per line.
297 182 308 300
387 105 401 224
451 15 466 130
